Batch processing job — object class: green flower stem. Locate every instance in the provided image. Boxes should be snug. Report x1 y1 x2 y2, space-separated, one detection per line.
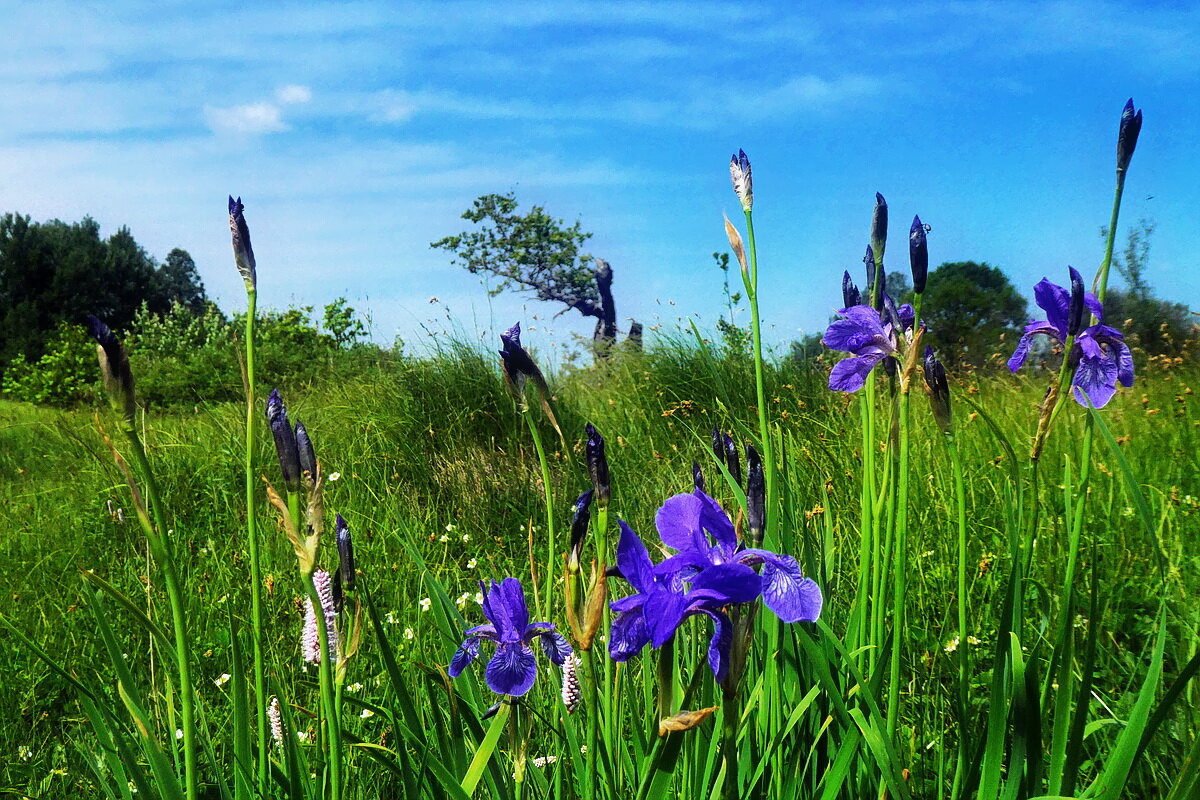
305 576 342 800
851 385 876 669
721 683 741 800
123 424 197 800
523 411 556 620
242 287 268 792
946 434 970 799
886 389 912 741
741 209 776 545
1095 169 1128 305
461 697 512 796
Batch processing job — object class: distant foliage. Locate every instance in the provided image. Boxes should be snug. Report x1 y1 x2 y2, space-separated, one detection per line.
0 321 99 405
0 213 207 377
919 261 1028 366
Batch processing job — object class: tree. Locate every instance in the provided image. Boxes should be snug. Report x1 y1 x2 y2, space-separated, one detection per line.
0 213 206 375
158 249 208 313
920 261 1028 366
431 193 620 352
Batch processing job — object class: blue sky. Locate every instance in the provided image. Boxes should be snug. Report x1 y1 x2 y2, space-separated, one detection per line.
3 0 1198 362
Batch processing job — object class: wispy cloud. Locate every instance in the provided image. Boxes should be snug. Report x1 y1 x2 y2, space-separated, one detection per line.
205 102 289 135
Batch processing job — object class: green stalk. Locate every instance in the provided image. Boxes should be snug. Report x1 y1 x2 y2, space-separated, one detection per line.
242 288 268 792
741 209 775 544
523 411 556 620
461 698 512 796
1095 167 1128 304
721 684 740 800
946 435 970 799
123 425 197 800
851 387 876 668
885 390 912 742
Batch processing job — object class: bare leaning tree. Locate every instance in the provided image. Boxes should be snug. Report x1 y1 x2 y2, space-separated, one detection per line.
431 193 629 356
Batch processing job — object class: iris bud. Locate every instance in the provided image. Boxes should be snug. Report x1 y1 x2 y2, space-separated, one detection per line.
295 421 317 484
1067 266 1086 337
909 214 929 294
746 444 765 545
266 389 301 492
729 149 753 211
1116 98 1143 173
870 193 888 263
842 270 861 308
228 196 256 290
722 434 741 488
335 513 355 592
692 461 705 493
585 423 610 505
567 489 594 573
923 346 952 435
85 315 136 423
711 428 725 469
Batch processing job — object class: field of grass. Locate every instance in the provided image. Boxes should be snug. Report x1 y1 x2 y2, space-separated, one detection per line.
1 325 1197 798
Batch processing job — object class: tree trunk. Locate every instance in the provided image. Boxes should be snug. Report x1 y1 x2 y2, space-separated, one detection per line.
592 259 618 357
627 320 643 351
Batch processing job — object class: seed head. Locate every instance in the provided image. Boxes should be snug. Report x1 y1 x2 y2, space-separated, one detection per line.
228 196 256 290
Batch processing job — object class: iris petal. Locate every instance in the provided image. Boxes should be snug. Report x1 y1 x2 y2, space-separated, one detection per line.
655 494 705 552
689 562 761 605
699 609 733 682
829 353 883 392
485 642 538 696
609 609 650 662
616 521 657 593
536 630 573 666
1072 355 1119 408
449 635 481 678
1033 278 1069 336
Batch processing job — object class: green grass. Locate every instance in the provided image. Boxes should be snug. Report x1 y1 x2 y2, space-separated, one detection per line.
1 336 1197 799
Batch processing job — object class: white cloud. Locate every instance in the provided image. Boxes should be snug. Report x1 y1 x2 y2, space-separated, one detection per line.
276 84 312 104
204 102 288 135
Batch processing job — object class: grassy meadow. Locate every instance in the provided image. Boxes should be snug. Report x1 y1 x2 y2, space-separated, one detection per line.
1 328 1197 798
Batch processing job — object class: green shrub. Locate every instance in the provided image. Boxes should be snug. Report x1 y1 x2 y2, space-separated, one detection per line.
1 321 99 405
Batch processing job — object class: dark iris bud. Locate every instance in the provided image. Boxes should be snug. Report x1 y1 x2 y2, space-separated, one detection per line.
335 513 356 592
585 423 610 505
864 245 885 310
711 428 725 469
842 270 861 308
295 421 317 484
499 322 542 408
909 214 929 294
1116 98 1143 172
266 389 301 492
228 196 256 290
870 192 888 263
722 434 741 488
481 701 504 720
882 293 904 334
331 567 344 613
85 315 136 422
746 444 765 545
923 346 952 435
567 489 594 572
692 461 705 493
1067 266 1086 336
729 149 753 211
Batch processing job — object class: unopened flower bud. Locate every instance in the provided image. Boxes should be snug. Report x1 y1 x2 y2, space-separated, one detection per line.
295 421 317 484
1067 266 1086 336
746 444 765 545
266 389 302 492
842 271 861 308
909 214 929 294
870 193 888 263
692 461 705 493
729 149 753 211
85 315 136 422
711 427 725 469
228 196 256 290
335 513 356 592
585 423 610 505
863 245 885 309
1116 98 1143 173
567 489 594 573
922 346 952 435
722 434 741 488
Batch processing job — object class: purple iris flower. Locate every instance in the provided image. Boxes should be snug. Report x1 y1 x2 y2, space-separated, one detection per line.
608 521 760 681
449 578 572 697
653 490 823 625
1007 269 1134 409
821 300 915 392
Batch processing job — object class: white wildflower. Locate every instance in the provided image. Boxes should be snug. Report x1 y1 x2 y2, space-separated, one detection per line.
561 655 582 714
466 558 478 570
419 597 432 612
268 697 284 748
360 709 375 719
944 636 960 653
327 472 341 482
460 533 471 543
214 673 231 687
532 755 558 768
175 729 184 740
347 683 363 692
403 627 415 640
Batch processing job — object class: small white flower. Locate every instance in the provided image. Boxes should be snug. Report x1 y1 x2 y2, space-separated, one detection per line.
214 673 231 687
438 534 450 543
473 591 484 605
445 523 457 532
176 729 184 740
966 635 981 646
466 558 478 570
347 683 364 693
360 709 375 719
327 472 341 482
419 597 432 612
455 592 472 610
403 627 415 640
531 755 558 768
18 745 32 760
296 730 310 742
385 611 399 624
944 636 960 653
460 533 471 543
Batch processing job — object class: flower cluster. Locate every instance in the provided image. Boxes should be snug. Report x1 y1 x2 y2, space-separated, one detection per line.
821 298 916 392
449 578 572 696
607 490 822 681
1007 268 1134 408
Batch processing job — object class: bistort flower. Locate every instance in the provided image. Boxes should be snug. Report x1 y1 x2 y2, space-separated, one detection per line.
449 578 572 696
1007 267 1134 408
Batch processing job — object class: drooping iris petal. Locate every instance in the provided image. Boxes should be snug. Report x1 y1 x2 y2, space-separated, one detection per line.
1072 354 1119 408
536 629 573 666
1007 324 1059 373
698 608 733 683
1084 293 1104 322
830 352 885 392
1033 278 1070 336
643 587 688 648
450 635 483 678
736 549 822 622
689 562 761 605
655 493 706 553
609 609 650 662
485 642 538 696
